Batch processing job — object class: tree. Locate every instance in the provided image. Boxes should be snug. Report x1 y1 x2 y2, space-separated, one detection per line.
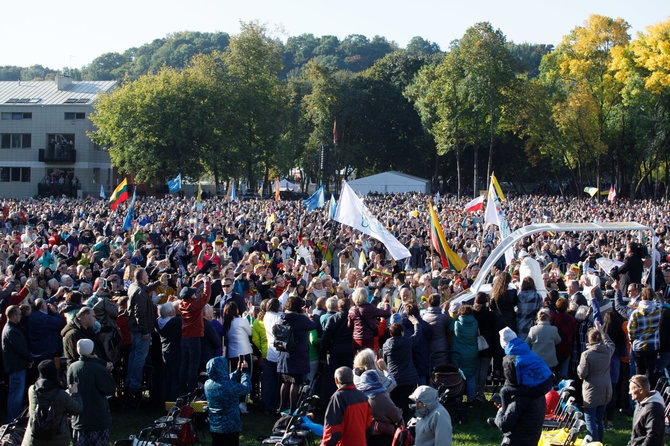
540 14 630 193
459 23 515 187
405 36 441 56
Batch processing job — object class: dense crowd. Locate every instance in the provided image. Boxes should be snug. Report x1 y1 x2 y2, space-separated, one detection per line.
0 192 669 446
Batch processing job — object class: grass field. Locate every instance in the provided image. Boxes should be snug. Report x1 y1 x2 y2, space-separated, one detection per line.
109 398 635 446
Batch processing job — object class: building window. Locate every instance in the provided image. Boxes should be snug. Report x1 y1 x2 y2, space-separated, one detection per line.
0 133 31 149
92 168 100 184
47 134 75 152
64 112 85 120
1 112 31 120
0 167 32 182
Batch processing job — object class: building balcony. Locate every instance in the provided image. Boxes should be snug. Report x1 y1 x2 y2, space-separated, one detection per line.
39 148 76 163
37 182 80 197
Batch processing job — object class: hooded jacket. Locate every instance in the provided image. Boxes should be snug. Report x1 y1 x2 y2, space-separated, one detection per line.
204 356 251 434
629 391 665 446
577 335 615 408
356 370 402 433
411 386 452 446
449 314 479 377
21 379 83 446
321 383 371 446
628 300 661 352
66 356 116 431
504 337 552 388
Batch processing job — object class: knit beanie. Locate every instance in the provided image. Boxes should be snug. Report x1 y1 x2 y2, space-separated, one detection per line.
77 338 94 356
499 327 517 350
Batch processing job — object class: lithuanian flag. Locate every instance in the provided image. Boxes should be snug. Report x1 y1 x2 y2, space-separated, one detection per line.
428 202 466 271
109 178 129 211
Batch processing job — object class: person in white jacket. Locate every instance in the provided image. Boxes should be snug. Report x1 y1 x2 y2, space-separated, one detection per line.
409 385 452 446
222 300 253 413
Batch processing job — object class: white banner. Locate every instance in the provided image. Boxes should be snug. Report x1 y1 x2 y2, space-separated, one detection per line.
334 182 410 260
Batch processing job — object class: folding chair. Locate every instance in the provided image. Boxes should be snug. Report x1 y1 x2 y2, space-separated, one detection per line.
543 403 576 430
563 419 586 446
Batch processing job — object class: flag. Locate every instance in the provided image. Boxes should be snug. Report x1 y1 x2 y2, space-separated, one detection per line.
334 181 410 260
428 202 466 271
491 172 506 202
99 184 105 200
435 191 441 205
464 195 485 213
333 120 337 145
358 249 367 270
371 268 383 276
197 182 202 203
328 194 337 219
122 189 136 231
109 178 129 211
266 213 276 232
275 178 280 201
584 186 598 197
484 179 513 265
168 173 182 192
304 186 325 212
608 185 616 202
230 182 237 202
542 262 552 272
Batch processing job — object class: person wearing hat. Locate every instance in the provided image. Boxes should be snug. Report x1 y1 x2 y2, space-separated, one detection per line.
178 276 211 395
408 385 452 446
22 360 82 446
66 339 116 446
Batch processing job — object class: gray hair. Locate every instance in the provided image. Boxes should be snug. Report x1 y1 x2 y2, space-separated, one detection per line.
159 302 176 318
326 296 338 312
352 287 368 306
334 366 354 386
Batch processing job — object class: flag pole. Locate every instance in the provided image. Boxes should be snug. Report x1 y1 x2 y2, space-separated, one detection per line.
429 203 435 273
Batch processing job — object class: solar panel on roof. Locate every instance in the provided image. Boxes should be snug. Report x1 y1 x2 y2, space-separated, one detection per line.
28 99 41 103
5 99 19 103
64 98 78 103
76 98 89 104
17 98 30 103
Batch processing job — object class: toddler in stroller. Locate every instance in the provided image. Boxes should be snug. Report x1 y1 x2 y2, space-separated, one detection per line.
431 364 467 424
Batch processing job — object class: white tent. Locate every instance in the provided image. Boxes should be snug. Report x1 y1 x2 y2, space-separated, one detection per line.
347 171 430 195
274 179 299 192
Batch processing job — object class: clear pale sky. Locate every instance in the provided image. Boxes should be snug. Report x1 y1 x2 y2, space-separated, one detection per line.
3 0 668 69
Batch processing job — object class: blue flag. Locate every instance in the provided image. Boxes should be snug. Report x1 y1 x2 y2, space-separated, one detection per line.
168 173 182 192
122 189 136 231
329 193 337 219
304 186 325 212
99 184 106 199
230 182 237 202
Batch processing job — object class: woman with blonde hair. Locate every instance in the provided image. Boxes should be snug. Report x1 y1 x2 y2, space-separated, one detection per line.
353 348 396 394
348 288 391 354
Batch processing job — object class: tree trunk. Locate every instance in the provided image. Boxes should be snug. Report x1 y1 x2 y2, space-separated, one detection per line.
473 115 480 198
487 86 495 184
596 157 601 202
456 145 462 201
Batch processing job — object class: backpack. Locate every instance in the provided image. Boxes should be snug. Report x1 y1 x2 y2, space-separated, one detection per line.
273 315 296 353
392 425 413 446
30 396 60 440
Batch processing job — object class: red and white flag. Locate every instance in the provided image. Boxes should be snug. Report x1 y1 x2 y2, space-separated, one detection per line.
465 195 485 213
607 185 616 202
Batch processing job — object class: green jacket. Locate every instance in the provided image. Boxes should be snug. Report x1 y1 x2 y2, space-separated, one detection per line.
66 356 116 431
22 380 83 446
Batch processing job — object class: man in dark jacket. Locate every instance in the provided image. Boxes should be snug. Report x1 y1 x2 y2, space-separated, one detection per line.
321 298 354 398
321 366 371 446
157 301 181 402
67 339 117 446
125 268 157 391
61 306 107 367
612 242 644 297
628 374 665 446
1 305 33 422
28 298 65 361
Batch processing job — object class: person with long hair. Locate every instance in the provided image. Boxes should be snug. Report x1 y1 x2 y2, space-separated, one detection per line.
490 272 518 377
450 304 479 403
222 301 252 414
603 309 628 430
517 276 542 341
276 296 317 413
473 292 495 401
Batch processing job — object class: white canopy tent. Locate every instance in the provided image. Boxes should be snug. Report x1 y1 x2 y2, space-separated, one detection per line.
274 179 299 192
347 171 430 195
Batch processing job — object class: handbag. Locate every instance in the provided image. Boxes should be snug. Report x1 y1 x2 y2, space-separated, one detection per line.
477 329 489 352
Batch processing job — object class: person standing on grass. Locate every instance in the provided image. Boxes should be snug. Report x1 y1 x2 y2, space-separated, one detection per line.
628 374 665 446
205 356 251 446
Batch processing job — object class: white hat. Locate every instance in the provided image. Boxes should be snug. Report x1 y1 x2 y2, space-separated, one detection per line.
76 339 94 356
499 327 517 349
519 250 529 259
449 301 461 314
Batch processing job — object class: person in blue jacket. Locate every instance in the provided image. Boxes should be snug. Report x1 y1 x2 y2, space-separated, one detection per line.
204 356 251 446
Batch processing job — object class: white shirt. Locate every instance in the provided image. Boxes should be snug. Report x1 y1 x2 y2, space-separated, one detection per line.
264 311 282 362
226 317 253 358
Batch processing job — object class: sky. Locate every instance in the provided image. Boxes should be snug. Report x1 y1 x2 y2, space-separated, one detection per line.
3 0 668 69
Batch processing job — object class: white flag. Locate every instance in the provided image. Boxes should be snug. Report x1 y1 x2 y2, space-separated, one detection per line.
484 180 513 265
334 182 410 260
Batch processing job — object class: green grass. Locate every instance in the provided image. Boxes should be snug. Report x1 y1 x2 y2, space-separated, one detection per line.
109 399 634 446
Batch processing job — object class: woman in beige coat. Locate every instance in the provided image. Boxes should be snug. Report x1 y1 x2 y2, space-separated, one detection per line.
577 321 614 443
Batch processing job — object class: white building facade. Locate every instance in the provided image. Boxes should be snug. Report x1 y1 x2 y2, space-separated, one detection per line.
0 75 116 199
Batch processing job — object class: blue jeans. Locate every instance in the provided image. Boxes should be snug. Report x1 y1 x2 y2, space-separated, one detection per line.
584 405 606 442
465 375 476 402
126 332 151 389
7 369 26 422
262 360 279 412
179 337 201 395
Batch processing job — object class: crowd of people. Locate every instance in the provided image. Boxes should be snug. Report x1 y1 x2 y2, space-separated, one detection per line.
0 192 669 446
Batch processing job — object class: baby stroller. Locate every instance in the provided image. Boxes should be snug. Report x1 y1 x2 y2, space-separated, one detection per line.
431 364 467 424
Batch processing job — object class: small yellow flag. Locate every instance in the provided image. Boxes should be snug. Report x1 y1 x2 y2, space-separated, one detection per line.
491 172 506 202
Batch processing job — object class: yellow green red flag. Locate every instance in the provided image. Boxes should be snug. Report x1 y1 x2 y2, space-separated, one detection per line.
428 202 466 271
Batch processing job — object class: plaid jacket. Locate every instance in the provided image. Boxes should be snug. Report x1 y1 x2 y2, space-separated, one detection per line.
628 300 661 352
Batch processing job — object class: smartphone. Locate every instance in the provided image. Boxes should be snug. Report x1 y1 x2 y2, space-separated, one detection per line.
377 348 383 359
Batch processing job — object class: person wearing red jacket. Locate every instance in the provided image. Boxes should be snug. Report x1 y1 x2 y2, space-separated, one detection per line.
178 276 211 395
321 366 372 446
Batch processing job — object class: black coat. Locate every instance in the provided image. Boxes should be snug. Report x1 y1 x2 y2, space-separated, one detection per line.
613 255 643 297
494 389 546 446
1 320 33 373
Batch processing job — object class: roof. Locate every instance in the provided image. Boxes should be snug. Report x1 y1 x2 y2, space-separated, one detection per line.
0 79 117 106
349 170 429 185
